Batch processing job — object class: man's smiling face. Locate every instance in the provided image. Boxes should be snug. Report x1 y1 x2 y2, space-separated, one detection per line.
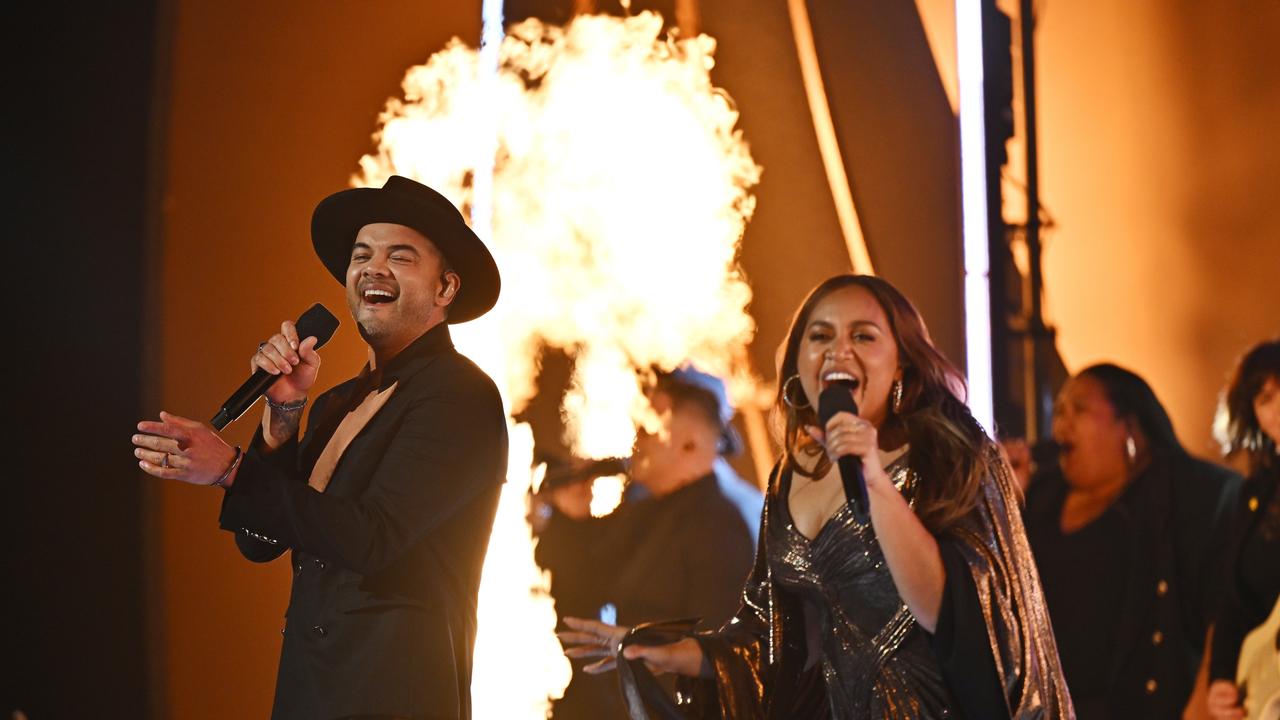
345 222 459 350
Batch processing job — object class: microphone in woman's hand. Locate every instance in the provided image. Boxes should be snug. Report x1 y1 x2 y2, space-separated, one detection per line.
818 379 870 521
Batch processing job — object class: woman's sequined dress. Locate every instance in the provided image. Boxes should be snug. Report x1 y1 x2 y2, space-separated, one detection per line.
770 457 957 717
663 446 1075 720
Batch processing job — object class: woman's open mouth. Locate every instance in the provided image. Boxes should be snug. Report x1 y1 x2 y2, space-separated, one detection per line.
819 369 860 392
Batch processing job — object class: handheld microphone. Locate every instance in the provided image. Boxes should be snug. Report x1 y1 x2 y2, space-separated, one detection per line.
537 456 631 493
210 303 340 430
817 379 871 521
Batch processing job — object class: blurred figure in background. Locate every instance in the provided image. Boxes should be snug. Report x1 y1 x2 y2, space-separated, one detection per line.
1025 363 1242 719
532 366 759 719
1208 339 1280 720
1001 436 1035 492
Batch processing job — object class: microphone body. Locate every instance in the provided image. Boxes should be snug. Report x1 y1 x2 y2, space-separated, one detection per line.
210 303 340 430
538 456 630 493
817 379 871 521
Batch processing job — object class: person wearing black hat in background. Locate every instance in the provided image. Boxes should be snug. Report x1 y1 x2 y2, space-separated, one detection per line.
531 366 759 720
131 175 509 720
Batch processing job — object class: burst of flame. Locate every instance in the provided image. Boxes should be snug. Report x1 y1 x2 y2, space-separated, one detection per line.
354 11 760 717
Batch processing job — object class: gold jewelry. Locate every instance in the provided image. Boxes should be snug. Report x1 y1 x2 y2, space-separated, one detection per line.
892 379 903 413
782 374 811 409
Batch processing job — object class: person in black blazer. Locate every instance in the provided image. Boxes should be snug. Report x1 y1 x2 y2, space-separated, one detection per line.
1024 363 1241 719
532 367 759 719
133 176 509 719
1207 339 1280 720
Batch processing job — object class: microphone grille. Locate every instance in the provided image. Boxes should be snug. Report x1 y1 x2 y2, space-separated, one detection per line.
295 303 340 349
817 380 860 424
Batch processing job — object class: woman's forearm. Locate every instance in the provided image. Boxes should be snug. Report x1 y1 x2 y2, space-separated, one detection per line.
869 479 945 632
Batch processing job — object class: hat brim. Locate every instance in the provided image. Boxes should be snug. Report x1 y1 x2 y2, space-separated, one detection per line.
311 186 500 324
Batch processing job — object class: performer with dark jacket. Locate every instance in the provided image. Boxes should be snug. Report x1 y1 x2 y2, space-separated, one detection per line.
1207 339 1280 720
534 367 758 719
133 175 509 720
1024 363 1241 719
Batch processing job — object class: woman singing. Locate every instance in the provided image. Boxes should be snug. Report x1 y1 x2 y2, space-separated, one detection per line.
1024 363 1241 719
1207 339 1280 720
561 274 1074 719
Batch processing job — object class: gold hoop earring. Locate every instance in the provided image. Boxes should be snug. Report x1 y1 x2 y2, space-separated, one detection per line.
892 380 903 414
782 374 811 410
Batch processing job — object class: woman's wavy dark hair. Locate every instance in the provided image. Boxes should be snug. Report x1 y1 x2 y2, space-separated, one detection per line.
1076 363 1188 465
1217 339 1280 473
773 274 990 534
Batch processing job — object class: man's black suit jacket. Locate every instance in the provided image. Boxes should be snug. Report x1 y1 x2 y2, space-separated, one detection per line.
220 323 508 720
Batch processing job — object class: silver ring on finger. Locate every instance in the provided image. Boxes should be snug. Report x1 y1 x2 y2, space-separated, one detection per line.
161 453 170 468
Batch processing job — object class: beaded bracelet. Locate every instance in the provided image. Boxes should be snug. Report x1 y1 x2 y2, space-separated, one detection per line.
266 396 308 413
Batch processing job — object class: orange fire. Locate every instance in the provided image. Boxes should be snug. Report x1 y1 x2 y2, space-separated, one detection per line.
354 11 759 717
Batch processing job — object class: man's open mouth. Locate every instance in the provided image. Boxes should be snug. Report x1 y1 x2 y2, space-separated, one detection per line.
362 288 397 305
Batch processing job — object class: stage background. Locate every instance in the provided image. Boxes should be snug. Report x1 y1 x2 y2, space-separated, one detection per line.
8 1 1277 717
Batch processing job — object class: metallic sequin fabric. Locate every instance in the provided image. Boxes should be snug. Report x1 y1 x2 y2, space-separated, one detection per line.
675 445 1075 720
771 457 956 718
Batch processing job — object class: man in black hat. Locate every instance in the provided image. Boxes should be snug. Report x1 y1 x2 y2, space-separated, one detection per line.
132 176 509 719
531 367 759 720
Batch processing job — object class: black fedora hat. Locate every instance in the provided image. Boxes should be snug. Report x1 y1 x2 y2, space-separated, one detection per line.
311 175 501 324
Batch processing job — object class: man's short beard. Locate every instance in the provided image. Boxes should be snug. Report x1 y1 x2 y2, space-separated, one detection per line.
352 303 435 351
354 313 392 346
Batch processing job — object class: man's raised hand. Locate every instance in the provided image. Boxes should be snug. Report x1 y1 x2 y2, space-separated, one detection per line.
253 320 322 403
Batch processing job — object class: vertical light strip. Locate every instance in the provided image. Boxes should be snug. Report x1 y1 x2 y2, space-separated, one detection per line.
785 0 874 275
472 0 505 235
955 0 995 435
